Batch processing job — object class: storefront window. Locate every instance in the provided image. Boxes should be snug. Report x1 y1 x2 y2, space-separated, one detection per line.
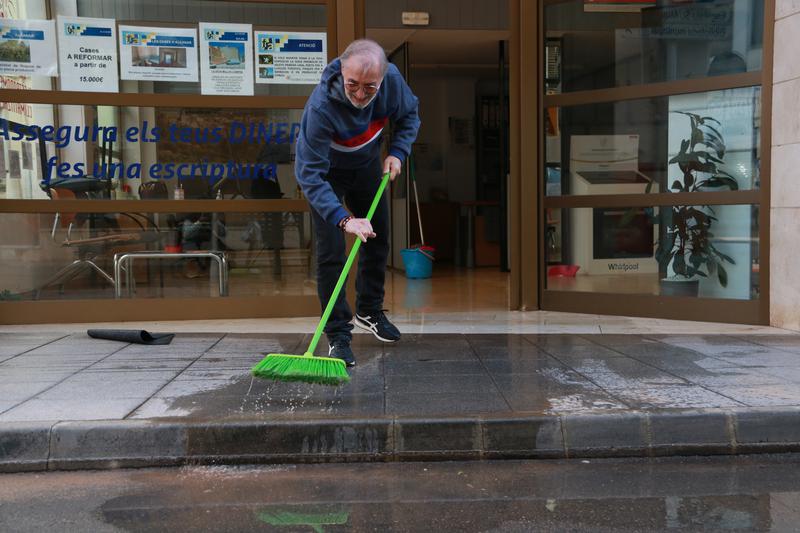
0 1 327 319
542 0 766 321
545 204 759 301
71 1 327 96
0 1 329 97
0 210 314 301
97 0 323 97
544 0 764 93
545 86 761 197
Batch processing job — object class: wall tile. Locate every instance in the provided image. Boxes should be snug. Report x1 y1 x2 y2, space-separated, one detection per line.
774 15 800 83
771 144 800 208
777 0 800 20
772 78 800 146
770 207 800 330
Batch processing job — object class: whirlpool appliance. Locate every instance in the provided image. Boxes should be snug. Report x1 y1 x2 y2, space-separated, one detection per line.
569 135 658 276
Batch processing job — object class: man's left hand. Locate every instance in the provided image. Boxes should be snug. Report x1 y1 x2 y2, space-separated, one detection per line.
383 156 402 181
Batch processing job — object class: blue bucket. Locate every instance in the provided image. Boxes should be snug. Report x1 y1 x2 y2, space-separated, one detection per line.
401 248 433 279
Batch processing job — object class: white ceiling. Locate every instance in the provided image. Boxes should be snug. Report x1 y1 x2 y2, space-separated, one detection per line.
366 29 510 66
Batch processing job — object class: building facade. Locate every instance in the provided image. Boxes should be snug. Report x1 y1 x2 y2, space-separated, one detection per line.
0 0 792 329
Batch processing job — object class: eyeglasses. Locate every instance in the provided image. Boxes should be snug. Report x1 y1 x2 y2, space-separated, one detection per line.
344 80 380 95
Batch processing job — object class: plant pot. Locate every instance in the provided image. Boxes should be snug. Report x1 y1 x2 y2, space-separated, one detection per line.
659 278 700 297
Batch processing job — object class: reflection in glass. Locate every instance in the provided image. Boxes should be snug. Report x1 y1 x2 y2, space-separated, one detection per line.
544 0 764 93
545 205 758 300
257 506 349 532
544 86 760 196
0 211 315 301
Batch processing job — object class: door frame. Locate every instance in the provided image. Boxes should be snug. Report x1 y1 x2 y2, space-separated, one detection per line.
386 41 412 271
508 0 538 311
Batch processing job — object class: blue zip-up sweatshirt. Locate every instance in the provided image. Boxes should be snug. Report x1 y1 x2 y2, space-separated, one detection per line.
295 58 421 226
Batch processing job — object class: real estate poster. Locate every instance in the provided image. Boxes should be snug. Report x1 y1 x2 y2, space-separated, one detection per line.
254 31 326 84
119 25 198 82
199 22 253 96
8 149 20 179
21 140 30 169
57 16 118 93
0 18 57 76
645 3 732 41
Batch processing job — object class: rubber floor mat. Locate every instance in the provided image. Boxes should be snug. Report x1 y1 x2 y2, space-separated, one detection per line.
87 329 174 345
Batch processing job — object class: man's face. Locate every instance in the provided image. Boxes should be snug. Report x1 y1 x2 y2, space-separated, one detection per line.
341 59 383 109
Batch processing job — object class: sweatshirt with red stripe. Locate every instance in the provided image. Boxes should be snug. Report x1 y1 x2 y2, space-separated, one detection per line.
295 58 420 226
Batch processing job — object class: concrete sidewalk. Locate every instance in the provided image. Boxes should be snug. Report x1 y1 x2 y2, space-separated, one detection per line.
3 329 800 472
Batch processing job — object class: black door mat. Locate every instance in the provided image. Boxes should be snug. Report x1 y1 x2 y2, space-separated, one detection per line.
87 329 175 345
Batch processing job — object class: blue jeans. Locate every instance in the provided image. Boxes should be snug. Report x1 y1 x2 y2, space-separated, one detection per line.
310 159 389 343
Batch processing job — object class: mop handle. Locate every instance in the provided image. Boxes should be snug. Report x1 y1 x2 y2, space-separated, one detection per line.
410 156 425 245
305 172 391 356
412 180 425 245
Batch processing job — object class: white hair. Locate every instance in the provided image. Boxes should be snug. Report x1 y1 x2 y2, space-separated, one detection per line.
340 39 388 76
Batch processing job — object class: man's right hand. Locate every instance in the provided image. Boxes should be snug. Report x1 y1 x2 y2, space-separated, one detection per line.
344 218 376 243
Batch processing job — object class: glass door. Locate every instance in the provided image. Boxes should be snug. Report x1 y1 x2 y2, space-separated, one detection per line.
539 0 770 324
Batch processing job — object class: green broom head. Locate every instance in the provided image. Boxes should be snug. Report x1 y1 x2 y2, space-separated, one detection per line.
256 505 349 533
251 352 350 386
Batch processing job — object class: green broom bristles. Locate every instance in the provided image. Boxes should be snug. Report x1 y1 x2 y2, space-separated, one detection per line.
251 353 350 386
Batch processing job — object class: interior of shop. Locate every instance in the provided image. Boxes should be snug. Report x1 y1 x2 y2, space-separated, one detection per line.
367 27 512 312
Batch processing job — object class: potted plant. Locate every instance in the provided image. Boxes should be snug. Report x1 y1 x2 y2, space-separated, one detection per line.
656 111 738 297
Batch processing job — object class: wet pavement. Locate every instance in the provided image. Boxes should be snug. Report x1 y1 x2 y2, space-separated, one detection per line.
2 455 800 532
2 332 800 421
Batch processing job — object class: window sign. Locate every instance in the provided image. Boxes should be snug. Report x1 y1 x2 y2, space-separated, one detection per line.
0 19 57 76
584 0 654 12
119 25 198 82
57 16 118 93
645 3 733 41
199 23 254 96
254 31 326 85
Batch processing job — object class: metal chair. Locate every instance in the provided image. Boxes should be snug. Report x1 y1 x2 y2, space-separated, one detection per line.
34 188 141 299
137 181 170 294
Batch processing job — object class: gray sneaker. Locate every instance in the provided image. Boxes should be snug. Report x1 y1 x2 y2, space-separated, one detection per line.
354 310 401 343
328 339 355 367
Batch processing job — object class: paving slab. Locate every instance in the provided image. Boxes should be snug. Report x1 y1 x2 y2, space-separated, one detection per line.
502 383 627 413
1 332 800 470
387 392 508 416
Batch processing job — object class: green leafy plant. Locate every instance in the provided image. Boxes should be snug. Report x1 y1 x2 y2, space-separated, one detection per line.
656 112 738 287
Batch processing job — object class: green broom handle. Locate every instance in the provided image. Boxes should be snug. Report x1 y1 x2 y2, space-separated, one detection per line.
305 172 391 356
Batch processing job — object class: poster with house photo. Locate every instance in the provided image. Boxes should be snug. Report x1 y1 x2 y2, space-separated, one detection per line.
254 31 326 84
0 18 57 76
199 22 253 95
119 25 198 82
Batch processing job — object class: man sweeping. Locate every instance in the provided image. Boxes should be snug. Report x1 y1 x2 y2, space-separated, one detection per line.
295 39 420 367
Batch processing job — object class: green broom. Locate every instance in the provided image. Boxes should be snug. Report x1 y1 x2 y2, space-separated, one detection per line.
251 171 391 386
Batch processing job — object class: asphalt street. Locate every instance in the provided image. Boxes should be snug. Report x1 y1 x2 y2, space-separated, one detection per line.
2 454 800 532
